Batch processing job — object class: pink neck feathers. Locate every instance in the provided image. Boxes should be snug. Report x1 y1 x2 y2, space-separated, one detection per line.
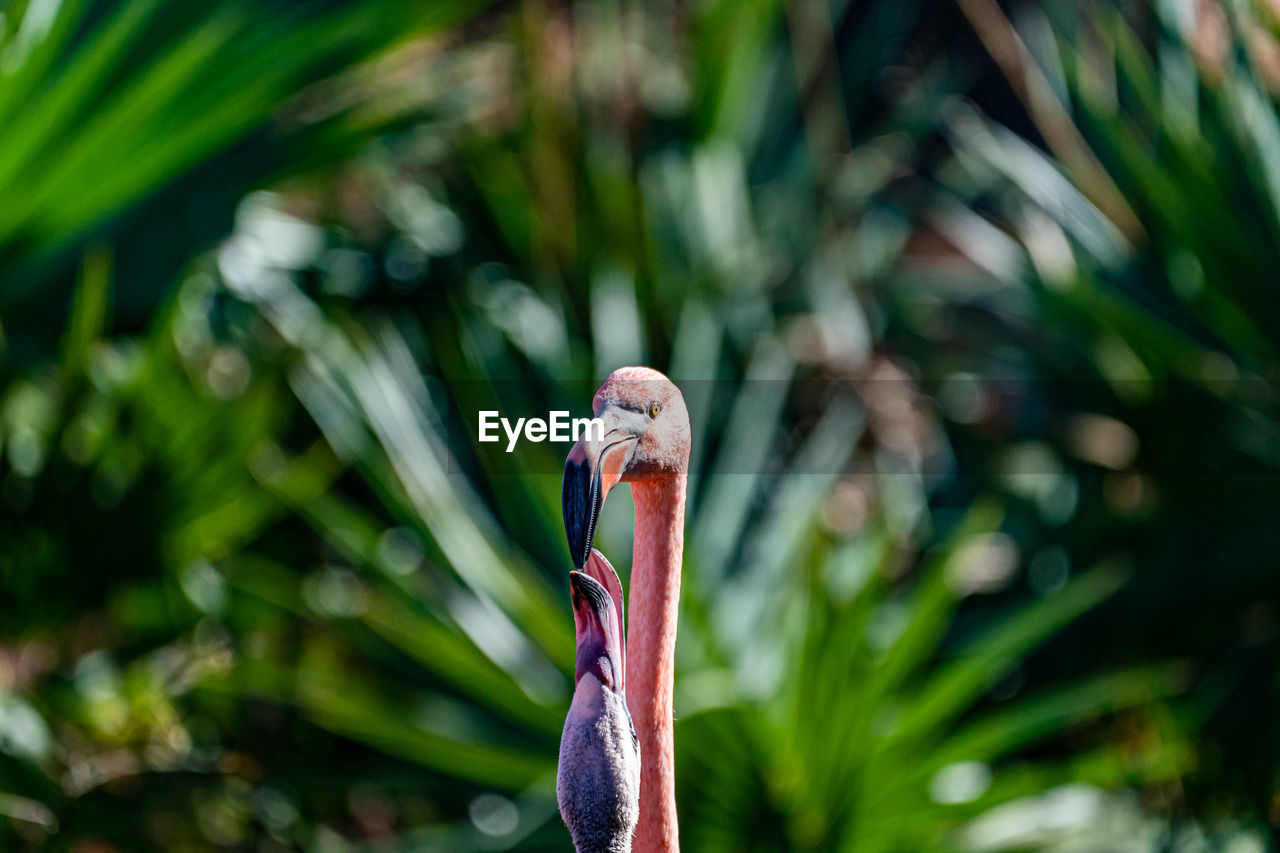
626 473 686 853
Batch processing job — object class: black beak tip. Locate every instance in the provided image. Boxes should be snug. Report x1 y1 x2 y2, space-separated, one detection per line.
569 570 608 615
562 458 596 568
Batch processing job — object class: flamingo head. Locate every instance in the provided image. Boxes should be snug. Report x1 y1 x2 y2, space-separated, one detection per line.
558 548 640 853
562 367 690 567
570 548 627 692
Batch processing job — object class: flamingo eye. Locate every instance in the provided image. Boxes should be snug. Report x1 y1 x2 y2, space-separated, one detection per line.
648 401 662 418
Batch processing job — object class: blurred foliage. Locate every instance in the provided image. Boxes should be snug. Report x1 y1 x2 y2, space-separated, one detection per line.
886 0 1280 833
0 0 1277 850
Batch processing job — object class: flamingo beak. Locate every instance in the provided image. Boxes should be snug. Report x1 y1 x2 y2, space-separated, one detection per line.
562 406 641 568
570 565 625 692
581 548 625 690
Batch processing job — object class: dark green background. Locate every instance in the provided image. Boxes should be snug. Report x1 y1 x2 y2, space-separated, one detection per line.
0 0 1276 849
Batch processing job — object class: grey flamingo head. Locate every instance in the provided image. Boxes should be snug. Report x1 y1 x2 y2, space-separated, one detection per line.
557 549 640 853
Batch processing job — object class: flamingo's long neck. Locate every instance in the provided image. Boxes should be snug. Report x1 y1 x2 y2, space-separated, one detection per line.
626 472 686 853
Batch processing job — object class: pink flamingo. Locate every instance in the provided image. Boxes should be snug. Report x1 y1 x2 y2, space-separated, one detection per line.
562 367 690 853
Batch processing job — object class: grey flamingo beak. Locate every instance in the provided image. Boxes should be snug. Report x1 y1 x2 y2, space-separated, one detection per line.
569 548 626 692
562 407 643 568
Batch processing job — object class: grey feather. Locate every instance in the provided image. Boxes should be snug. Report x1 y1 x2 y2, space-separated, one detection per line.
557 678 640 853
